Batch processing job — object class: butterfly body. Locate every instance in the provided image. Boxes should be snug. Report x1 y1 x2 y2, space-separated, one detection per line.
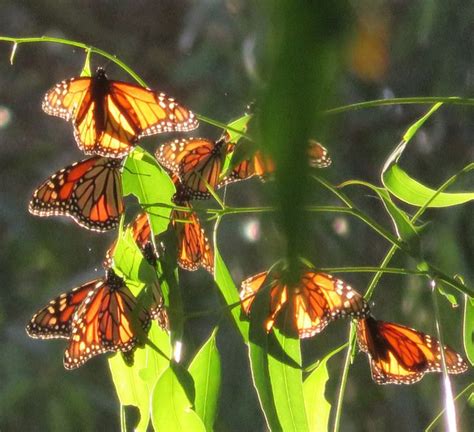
43 68 198 158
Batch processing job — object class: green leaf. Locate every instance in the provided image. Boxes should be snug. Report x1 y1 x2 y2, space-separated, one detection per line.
188 329 221 431
383 164 474 208
214 246 249 342
341 180 419 251
220 113 253 178
303 344 346 432
109 322 171 432
248 285 282 432
464 295 474 366
403 103 443 142
123 147 175 236
226 113 252 144
80 48 92 77
268 326 308 432
151 364 206 432
381 104 474 208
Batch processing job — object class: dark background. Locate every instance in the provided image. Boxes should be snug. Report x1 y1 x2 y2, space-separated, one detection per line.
0 1 472 431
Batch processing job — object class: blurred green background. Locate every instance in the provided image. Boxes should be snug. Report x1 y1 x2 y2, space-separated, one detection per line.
0 1 472 431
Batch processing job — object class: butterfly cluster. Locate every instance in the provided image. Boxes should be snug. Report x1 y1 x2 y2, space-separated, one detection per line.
26 67 468 385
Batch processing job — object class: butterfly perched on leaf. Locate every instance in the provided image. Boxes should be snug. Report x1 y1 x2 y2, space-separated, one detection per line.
42 67 199 158
240 268 369 338
156 136 231 200
356 316 468 385
104 212 158 268
29 156 124 232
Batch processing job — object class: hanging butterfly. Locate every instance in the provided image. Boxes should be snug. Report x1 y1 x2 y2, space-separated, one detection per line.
104 212 158 268
356 316 468 385
219 140 331 186
240 268 369 338
42 67 199 158
64 268 151 369
156 136 231 200
29 156 124 232
170 201 214 274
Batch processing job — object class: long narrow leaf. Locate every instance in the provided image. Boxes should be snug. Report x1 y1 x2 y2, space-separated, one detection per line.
268 325 308 432
188 329 221 431
214 246 249 342
303 344 346 432
463 296 474 365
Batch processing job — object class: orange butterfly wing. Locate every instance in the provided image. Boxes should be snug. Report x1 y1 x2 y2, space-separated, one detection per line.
42 68 198 158
357 317 468 384
104 212 156 268
240 270 369 337
171 204 214 273
156 137 227 199
64 270 151 370
307 140 332 168
29 156 124 232
26 282 95 339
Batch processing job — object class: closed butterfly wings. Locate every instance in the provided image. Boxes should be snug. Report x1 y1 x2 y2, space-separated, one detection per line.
357 316 468 384
42 68 198 158
241 269 369 338
29 156 123 232
171 203 214 273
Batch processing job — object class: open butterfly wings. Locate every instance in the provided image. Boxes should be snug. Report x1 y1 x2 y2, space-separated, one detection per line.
26 282 95 340
64 270 151 370
240 269 369 338
357 316 468 384
42 68 199 158
29 156 124 232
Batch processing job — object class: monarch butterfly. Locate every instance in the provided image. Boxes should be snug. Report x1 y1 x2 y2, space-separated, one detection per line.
240 269 369 338
156 137 230 200
29 156 123 232
42 67 199 158
220 140 331 186
64 269 151 369
356 316 468 385
104 212 157 268
171 202 214 274
26 283 94 340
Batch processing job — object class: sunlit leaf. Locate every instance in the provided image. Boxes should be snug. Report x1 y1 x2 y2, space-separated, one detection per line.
123 146 175 236
303 344 346 432
383 164 474 208
80 48 92 77
248 285 282 432
214 246 249 342
221 113 253 178
151 364 206 432
464 296 474 366
188 329 221 431
268 325 309 432
109 323 171 432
